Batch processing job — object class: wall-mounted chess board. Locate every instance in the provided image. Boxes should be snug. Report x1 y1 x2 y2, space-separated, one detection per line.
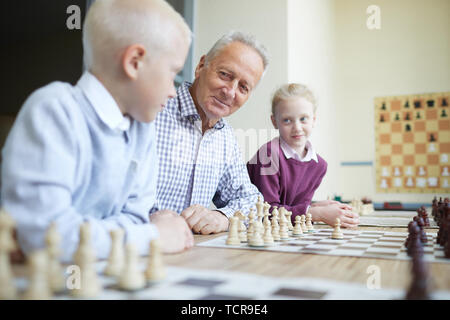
374 92 449 193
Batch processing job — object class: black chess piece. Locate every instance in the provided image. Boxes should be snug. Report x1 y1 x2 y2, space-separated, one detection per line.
404 101 409 108
405 254 430 300
429 134 436 142
442 98 448 107
380 115 385 122
381 102 386 110
416 112 421 119
405 124 411 132
395 113 400 121
405 113 411 121
441 109 448 118
426 100 435 107
414 100 422 109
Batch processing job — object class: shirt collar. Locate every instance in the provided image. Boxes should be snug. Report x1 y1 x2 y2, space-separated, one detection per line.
77 71 131 132
279 137 318 163
178 82 225 130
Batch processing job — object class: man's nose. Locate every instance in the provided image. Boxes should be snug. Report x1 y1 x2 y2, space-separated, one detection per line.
221 81 237 101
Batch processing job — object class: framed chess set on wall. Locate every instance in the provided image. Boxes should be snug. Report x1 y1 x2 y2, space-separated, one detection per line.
374 92 450 193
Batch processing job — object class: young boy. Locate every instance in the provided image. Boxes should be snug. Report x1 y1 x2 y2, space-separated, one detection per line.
247 83 359 228
0 0 194 263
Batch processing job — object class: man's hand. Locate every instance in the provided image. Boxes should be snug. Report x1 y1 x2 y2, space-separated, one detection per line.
181 204 229 234
150 210 194 253
310 203 359 229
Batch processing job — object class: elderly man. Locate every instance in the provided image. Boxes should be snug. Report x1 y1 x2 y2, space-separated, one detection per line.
151 31 269 234
1 0 194 262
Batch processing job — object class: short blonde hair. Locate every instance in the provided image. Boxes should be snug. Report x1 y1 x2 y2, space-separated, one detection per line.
271 83 317 115
83 0 191 71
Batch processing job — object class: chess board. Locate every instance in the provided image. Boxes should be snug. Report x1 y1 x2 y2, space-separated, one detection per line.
374 92 450 193
357 209 438 228
197 228 449 264
12 263 450 300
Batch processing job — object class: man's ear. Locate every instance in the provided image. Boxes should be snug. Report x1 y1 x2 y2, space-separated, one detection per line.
194 55 207 79
312 113 317 128
122 44 146 80
271 114 278 129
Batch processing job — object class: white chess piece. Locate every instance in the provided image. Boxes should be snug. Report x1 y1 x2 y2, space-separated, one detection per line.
406 177 414 187
381 167 389 177
443 179 449 188
306 213 314 232
292 216 304 237
301 215 308 233
248 225 264 247
45 222 65 293
278 209 289 240
71 223 101 298
118 243 146 291
104 229 125 277
419 166 426 176
380 179 388 189
234 211 247 243
246 209 256 240
226 217 241 245
271 208 280 241
263 217 274 246
405 166 413 176
331 218 344 240
0 210 17 299
145 239 166 282
441 154 449 163
442 167 449 177
394 167 400 176
428 143 436 152
22 250 52 300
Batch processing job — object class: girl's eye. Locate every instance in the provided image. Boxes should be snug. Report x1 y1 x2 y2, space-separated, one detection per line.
283 119 291 123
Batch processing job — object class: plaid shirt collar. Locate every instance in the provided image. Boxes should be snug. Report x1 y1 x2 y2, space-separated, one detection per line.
177 82 225 130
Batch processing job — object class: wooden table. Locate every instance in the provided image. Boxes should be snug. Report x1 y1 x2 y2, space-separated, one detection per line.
163 226 450 291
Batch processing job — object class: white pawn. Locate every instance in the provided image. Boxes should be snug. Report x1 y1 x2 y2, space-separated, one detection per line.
145 239 166 282
331 218 344 240
263 216 274 246
301 215 308 233
248 225 264 247
45 222 65 293
293 216 304 237
118 243 145 291
306 213 314 232
23 250 52 300
271 208 281 241
104 229 125 277
226 217 240 245
0 210 18 299
71 223 101 298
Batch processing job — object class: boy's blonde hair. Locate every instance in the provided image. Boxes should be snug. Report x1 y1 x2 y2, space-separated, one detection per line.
271 83 317 115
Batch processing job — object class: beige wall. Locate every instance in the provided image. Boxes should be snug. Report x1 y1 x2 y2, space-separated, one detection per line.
193 0 288 161
335 0 450 203
194 0 450 204
287 0 337 200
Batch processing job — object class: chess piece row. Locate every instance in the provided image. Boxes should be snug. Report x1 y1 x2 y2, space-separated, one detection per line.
226 198 314 247
0 210 166 300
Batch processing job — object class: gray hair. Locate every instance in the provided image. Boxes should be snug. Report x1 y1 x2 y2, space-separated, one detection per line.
83 0 191 71
204 31 269 73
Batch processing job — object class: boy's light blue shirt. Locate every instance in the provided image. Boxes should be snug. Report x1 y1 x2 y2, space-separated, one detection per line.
1 72 159 262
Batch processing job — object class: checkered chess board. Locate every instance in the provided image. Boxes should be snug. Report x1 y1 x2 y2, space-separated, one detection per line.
374 92 449 193
197 229 448 264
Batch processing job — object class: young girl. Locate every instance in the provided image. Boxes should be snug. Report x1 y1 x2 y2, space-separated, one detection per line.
247 83 359 228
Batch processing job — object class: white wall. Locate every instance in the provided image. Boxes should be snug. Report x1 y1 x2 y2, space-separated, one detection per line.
287 0 338 200
193 0 288 161
335 0 450 203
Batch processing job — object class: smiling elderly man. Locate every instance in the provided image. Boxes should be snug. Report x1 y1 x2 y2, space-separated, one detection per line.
150 31 269 234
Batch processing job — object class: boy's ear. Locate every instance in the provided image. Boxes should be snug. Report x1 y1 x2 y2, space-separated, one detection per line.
194 55 207 79
122 44 147 80
271 114 278 129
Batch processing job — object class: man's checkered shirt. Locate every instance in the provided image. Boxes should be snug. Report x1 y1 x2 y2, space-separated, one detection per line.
150 82 261 217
